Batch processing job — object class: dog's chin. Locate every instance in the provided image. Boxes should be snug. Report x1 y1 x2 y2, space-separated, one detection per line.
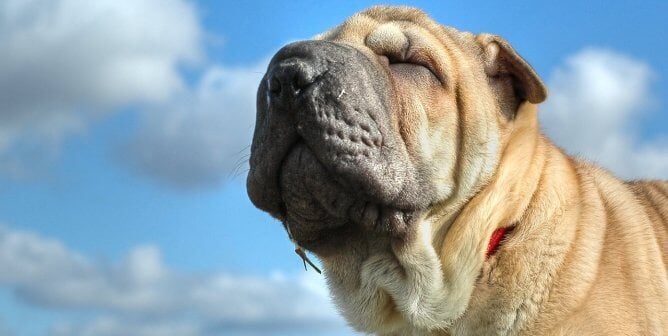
278 142 422 255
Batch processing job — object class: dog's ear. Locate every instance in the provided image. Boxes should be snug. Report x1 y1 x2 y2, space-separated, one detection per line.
477 34 547 105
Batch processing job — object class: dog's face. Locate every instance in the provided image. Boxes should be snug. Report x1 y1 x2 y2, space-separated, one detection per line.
247 6 546 332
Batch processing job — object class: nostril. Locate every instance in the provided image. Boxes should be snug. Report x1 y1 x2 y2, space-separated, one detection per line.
269 59 320 98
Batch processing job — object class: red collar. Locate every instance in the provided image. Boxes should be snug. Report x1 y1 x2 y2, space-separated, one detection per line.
486 226 514 258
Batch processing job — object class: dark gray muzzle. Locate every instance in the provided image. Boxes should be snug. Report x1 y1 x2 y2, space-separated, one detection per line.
247 41 430 253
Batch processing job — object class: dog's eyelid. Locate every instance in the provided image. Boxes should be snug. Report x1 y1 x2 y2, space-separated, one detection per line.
384 52 445 85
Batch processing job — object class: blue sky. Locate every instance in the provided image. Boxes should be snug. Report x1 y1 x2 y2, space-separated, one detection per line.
0 1 666 335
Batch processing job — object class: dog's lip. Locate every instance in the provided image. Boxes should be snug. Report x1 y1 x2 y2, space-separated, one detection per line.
288 202 419 251
273 137 306 220
277 140 422 243
277 138 412 215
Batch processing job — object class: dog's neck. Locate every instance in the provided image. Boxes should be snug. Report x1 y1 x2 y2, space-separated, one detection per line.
431 102 544 253
421 103 547 314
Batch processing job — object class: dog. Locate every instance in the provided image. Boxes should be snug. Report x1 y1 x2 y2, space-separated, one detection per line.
247 6 668 335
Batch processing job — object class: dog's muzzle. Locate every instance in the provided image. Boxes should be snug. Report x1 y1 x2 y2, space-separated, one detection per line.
247 41 431 253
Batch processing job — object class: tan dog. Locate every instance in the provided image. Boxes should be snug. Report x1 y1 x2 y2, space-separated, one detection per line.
247 6 668 335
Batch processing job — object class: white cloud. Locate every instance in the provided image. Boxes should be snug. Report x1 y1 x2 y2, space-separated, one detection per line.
50 317 201 336
540 48 668 180
119 61 267 188
0 225 351 335
0 0 268 188
0 0 202 177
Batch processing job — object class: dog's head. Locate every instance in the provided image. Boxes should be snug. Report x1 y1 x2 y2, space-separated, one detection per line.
247 6 546 332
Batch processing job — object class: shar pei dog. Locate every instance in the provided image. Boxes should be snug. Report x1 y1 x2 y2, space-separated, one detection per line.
246 6 668 336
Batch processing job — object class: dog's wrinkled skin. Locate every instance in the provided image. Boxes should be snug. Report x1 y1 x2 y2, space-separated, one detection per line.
247 6 668 336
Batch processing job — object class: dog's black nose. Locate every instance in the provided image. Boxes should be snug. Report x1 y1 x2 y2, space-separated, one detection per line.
267 58 319 100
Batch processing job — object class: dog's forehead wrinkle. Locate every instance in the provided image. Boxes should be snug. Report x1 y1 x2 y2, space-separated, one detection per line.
365 23 409 56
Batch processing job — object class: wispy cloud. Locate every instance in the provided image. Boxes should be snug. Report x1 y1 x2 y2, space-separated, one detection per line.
0 0 202 178
0 0 268 188
118 61 267 189
540 48 668 179
0 225 352 336
50 317 201 336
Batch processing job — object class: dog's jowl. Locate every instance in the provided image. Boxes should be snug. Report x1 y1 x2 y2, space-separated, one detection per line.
247 6 668 336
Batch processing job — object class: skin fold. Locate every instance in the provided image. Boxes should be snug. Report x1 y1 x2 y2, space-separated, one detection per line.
247 6 668 335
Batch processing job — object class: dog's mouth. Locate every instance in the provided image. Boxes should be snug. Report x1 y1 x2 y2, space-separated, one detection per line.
275 139 420 253
246 40 434 255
